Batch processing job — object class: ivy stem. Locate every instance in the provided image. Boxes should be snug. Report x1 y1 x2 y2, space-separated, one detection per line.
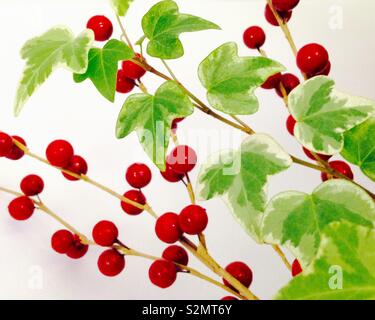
115 14 134 52
272 245 292 271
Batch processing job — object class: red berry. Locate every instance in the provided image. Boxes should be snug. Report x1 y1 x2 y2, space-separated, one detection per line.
62 155 88 181
20 174 44 196
302 147 332 162
97 249 125 277
121 189 146 215
87 15 113 41
162 245 189 267
178 205 208 235
66 235 89 259
122 54 146 80
221 296 238 301
286 115 297 136
171 117 185 133
92 220 118 246
223 261 253 289
6 136 26 160
167 145 197 174
292 259 303 277
126 163 152 189
8 196 35 221
308 61 331 78
0 132 13 157
276 73 300 97
155 213 182 244
149 260 177 289
51 230 74 254
321 161 354 182
297 43 329 75
46 140 74 168
265 4 292 26
116 70 135 93
160 164 184 183
272 0 300 12
243 26 266 49
261 72 282 90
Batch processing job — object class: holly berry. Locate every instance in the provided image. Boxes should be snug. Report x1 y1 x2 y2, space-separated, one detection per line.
272 0 300 12
308 61 331 78
265 4 292 26
321 160 354 182
171 117 185 133
167 145 197 174
8 196 35 221
92 220 118 246
292 259 303 277
223 261 253 289
303 147 332 162
20 174 44 196
126 163 152 189
97 249 125 277
276 73 300 97
286 115 296 136
221 296 238 301
86 15 113 41
160 164 184 183
121 189 146 215
261 73 282 90
0 132 13 157
62 155 88 181
243 26 266 49
149 260 177 289
6 136 26 160
51 230 74 254
46 140 74 168
178 205 208 235
297 43 329 75
122 54 146 80
116 70 135 93
66 235 89 259
162 245 189 266
155 213 182 244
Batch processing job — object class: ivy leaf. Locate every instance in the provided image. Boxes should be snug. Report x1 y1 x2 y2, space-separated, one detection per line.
276 222 375 300
141 0 220 59
111 0 133 16
197 134 292 242
289 76 375 155
198 42 285 115
262 180 375 267
73 39 133 102
14 27 94 116
116 81 194 170
341 118 375 182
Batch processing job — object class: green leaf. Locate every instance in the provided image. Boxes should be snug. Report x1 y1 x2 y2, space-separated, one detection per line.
142 0 220 59
341 117 375 182
111 0 133 16
289 76 375 155
116 81 194 170
73 39 133 102
276 222 375 300
14 27 94 116
198 42 285 115
197 134 292 242
262 180 375 267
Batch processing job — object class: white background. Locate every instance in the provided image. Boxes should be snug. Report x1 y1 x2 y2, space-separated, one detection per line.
0 0 374 299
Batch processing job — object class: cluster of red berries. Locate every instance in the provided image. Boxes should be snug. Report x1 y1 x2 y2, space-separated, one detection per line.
52 230 89 259
0 132 26 160
265 0 300 27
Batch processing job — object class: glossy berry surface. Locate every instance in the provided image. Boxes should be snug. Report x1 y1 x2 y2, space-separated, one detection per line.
66 235 89 259
321 161 354 182
92 220 118 246
286 115 297 136
51 230 74 254
265 4 292 26
6 136 26 160
149 260 177 289
121 189 146 215
303 147 332 162
46 140 74 168
116 70 135 93
122 54 146 80
167 145 197 174
0 132 13 157
261 72 282 90
20 174 44 196
8 196 35 221
297 43 329 75
86 15 113 41
155 213 182 244
292 259 303 277
162 245 189 266
223 261 253 289
62 155 88 181
221 296 238 301
97 249 125 277
272 0 300 12
160 164 184 183
126 163 152 189
243 26 266 49
178 205 208 235
276 73 300 97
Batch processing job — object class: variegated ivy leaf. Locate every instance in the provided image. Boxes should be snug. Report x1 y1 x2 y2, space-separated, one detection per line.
262 180 375 267
142 0 220 59
116 81 194 170
197 134 292 242
198 42 285 115
276 222 375 300
289 76 375 155
14 27 94 116
111 0 133 16
341 117 375 182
